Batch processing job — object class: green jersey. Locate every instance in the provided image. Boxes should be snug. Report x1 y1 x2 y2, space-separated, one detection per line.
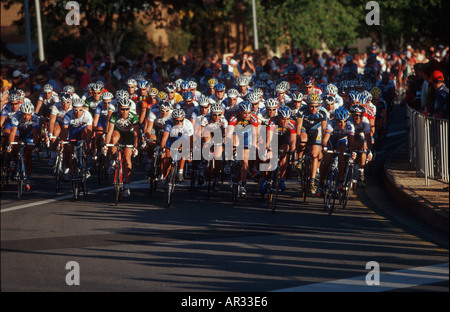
109 111 139 132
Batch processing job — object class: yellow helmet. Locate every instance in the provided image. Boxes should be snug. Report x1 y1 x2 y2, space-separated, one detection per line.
149 87 159 96
208 78 217 87
371 87 381 98
158 91 168 100
306 92 322 104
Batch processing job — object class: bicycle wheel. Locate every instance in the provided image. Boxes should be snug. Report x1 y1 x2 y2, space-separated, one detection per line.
231 162 240 206
301 158 311 203
114 162 122 205
341 165 353 209
167 161 178 207
55 154 63 193
189 161 197 192
1 152 10 189
17 160 24 199
206 160 214 199
267 168 280 214
97 153 105 184
81 156 88 197
326 170 338 215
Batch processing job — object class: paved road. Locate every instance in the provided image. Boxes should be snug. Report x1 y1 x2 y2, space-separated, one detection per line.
1 104 448 293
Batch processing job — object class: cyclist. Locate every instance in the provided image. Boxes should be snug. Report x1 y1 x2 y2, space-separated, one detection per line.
295 93 328 194
188 80 203 102
62 85 80 100
223 89 243 120
165 82 183 107
317 107 356 196
227 101 259 197
92 92 115 158
248 92 265 117
7 102 40 190
274 81 292 105
349 104 373 185
263 106 296 193
202 78 218 98
301 76 322 96
287 91 306 117
126 79 139 103
60 98 93 179
143 100 172 175
258 98 278 126
371 87 388 150
48 92 73 165
237 76 252 99
324 84 343 108
135 80 152 125
175 91 199 126
376 71 396 113
105 98 140 197
1 92 22 149
322 95 337 120
284 65 303 86
35 84 59 116
200 103 228 191
209 83 227 106
84 83 103 117
160 108 194 186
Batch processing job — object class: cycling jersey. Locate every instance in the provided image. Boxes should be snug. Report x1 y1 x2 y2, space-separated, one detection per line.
63 109 93 140
325 119 355 149
258 112 277 126
148 110 172 140
38 92 59 117
209 94 228 106
10 112 40 143
201 115 228 144
1 103 22 130
109 111 139 133
94 102 115 129
228 112 259 149
297 105 328 145
267 116 296 145
84 96 102 116
164 118 194 148
51 102 72 126
175 101 200 121
352 117 371 140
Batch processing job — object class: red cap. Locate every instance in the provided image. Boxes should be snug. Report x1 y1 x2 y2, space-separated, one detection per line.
431 70 444 82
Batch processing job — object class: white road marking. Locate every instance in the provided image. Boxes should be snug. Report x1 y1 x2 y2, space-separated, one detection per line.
272 263 449 292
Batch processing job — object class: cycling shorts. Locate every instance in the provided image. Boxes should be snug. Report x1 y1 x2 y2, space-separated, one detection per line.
16 129 34 144
68 126 86 141
301 124 322 146
327 136 348 150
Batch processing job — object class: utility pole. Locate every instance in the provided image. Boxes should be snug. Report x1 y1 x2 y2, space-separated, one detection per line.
35 0 45 62
252 0 259 51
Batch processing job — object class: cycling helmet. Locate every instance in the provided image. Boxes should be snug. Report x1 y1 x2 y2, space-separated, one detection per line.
223 72 235 82
17 89 25 99
138 80 150 89
20 102 34 114
43 84 53 92
182 91 194 101
350 104 366 114
63 85 75 94
306 93 322 104
278 106 291 118
239 101 252 112
207 78 218 87
254 80 267 89
175 79 184 89
158 100 171 110
259 72 269 81
348 91 361 103
102 92 114 101
323 95 335 105
172 108 186 119
91 83 103 91
164 82 176 92
72 98 84 108
371 87 381 98
214 83 226 91
227 88 239 98
210 103 224 114
237 76 249 86
361 90 372 102
189 81 197 89
115 89 129 100
198 97 211 107
247 92 260 103
158 91 168 101
86 83 95 91
148 87 158 96
8 92 21 102
334 107 350 121
254 88 264 97
118 98 131 107
135 74 145 82
60 92 73 102
275 83 286 93
303 76 315 86
265 98 279 108
181 81 191 91
292 91 304 102
126 78 137 86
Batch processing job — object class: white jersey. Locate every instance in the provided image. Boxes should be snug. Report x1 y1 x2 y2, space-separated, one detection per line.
63 109 93 129
51 102 72 124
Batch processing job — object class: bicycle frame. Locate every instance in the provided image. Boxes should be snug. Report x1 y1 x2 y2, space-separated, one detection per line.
10 141 35 199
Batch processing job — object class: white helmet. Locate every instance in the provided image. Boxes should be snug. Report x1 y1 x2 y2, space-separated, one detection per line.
326 84 338 96
43 84 53 92
265 98 278 108
102 92 114 101
247 92 260 103
20 102 34 114
172 108 186 119
227 88 239 98
210 103 224 114
237 76 249 86
72 98 84 108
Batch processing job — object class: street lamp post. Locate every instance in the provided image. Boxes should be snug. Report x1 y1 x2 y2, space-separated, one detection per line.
34 0 45 62
24 0 32 67
252 0 258 51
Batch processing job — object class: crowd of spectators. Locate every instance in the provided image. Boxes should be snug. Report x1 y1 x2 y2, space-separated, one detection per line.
1 42 448 118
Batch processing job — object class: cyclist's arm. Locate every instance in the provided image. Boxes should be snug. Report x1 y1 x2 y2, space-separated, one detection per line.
296 116 303 137
322 132 331 148
8 126 17 144
48 113 57 137
144 120 154 138
35 100 43 114
133 125 139 149
290 132 296 152
160 131 169 149
105 123 114 145
139 107 147 125
85 124 93 145
92 112 100 129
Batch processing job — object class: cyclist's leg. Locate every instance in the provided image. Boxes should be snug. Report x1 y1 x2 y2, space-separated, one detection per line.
337 139 348 184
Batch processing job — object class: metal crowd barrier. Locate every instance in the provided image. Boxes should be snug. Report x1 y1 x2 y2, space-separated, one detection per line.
406 106 449 185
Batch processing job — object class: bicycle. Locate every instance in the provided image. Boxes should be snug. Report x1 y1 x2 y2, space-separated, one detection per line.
323 149 352 215
71 140 89 201
165 147 182 208
339 152 356 209
229 153 242 206
1 147 11 189
96 142 110 185
106 143 129 205
266 150 288 214
9 141 35 199
146 139 162 199
53 140 69 193
298 146 312 203
38 116 51 159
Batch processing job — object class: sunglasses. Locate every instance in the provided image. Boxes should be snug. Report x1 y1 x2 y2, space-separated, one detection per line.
11 102 20 105
93 92 102 95
216 90 225 93
200 106 209 109
212 114 222 117
73 109 84 112
354 114 363 118
174 119 184 124
310 105 319 108
120 108 130 111
160 109 170 113
62 101 71 104
306 86 313 89
267 109 276 111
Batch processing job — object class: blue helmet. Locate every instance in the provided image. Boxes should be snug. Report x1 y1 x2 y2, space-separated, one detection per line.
278 105 291 118
239 101 252 112
334 107 350 121
214 83 226 91
182 91 194 101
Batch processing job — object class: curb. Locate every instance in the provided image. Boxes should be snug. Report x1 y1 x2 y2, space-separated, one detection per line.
383 143 449 235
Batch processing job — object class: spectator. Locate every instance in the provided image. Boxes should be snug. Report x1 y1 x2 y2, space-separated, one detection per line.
430 70 449 119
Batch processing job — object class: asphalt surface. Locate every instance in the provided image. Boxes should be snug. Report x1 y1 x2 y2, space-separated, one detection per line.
1 104 448 294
